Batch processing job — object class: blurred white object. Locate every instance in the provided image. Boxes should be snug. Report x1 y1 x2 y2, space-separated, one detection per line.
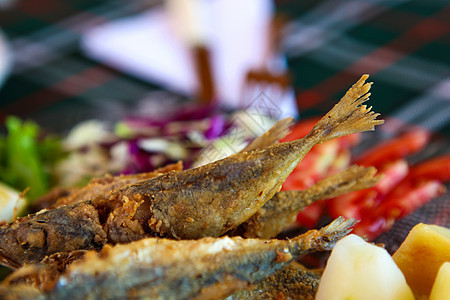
0 29 11 88
63 120 116 150
166 0 211 46
81 0 297 118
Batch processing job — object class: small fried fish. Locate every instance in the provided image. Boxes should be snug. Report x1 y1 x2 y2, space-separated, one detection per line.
228 261 321 300
239 165 380 238
104 75 382 241
0 75 382 269
32 162 183 211
3 217 355 299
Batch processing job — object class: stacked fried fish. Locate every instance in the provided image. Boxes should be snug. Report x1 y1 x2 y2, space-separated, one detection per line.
0 75 384 299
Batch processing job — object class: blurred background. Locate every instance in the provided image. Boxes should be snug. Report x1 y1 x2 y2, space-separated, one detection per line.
0 0 448 135
0 0 449 253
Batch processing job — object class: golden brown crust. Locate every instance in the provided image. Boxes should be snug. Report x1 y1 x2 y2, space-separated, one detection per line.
3 218 352 298
0 202 106 268
0 75 382 269
239 165 380 238
229 262 321 299
50 161 183 209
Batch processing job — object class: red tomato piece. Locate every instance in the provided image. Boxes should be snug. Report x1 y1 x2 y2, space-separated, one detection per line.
296 201 325 228
353 129 430 168
327 160 409 220
407 154 450 184
352 180 445 240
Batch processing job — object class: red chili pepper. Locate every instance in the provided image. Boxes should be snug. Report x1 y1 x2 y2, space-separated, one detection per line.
296 201 325 229
353 129 430 168
352 180 445 240
349 155 449 240
382 154 450 203
327 160 409 220
407 154 450 183
282 140 341 191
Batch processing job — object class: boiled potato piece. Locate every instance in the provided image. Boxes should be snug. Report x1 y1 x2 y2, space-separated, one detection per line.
392 223 450 299
316 234 414 300
0 182 26 223
430 262 450 300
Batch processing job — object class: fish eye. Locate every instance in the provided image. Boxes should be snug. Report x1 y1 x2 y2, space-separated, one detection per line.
21 229 46 250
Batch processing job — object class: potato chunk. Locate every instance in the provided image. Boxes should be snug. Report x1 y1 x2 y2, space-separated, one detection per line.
0 182 26 223
316 234 414 300
392 223 450 299
430 262 450 300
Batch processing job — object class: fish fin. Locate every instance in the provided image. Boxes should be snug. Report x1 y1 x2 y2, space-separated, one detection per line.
309 75 384 143
241 117 294 153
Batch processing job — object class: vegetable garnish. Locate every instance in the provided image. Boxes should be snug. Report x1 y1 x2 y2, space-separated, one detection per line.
0 116 64 203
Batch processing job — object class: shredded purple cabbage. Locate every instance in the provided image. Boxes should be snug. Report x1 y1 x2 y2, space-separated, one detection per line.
115 103 227 173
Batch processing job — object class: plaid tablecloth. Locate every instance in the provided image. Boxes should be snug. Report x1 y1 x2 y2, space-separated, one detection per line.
0 0 449 252
0 0 449 134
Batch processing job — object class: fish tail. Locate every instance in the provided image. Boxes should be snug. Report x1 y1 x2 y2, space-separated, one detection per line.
290 217 357 253
295 165 379 207
305 75 384 144
318 216 357 240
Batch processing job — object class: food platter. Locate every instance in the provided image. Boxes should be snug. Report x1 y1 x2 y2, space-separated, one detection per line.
0 75 448 299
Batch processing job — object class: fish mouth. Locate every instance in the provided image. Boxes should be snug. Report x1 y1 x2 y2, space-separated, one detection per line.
0 250 20 269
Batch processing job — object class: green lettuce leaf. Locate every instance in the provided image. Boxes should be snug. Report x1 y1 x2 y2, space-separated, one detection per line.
0 116 64 202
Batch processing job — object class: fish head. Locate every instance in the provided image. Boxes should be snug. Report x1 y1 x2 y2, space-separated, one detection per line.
0 217 50 269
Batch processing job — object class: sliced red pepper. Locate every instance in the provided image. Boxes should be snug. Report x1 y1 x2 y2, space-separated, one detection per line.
381 154 450 203
350 155 449 240
352 180 445 240
381 180 445 219
282 139 340 191
296 201 325 229
327 160 409 220
353 129 430 168
407 154 450 183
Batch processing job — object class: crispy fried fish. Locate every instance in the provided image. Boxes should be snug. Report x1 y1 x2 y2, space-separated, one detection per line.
1 251 87 293
0 167 376 270
104 75 382 241
36 116 291 212
32 162 183 211
228 261 321 300
0 202 106 269
0 286 44 300
238 165 380 238
3 217 355 299
0 75 382 268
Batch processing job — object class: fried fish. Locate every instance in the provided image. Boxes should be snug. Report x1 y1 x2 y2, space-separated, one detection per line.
0 75 382 269
32 162 183 211
238 165 380 239
228 261 321 300
2 217 355 299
